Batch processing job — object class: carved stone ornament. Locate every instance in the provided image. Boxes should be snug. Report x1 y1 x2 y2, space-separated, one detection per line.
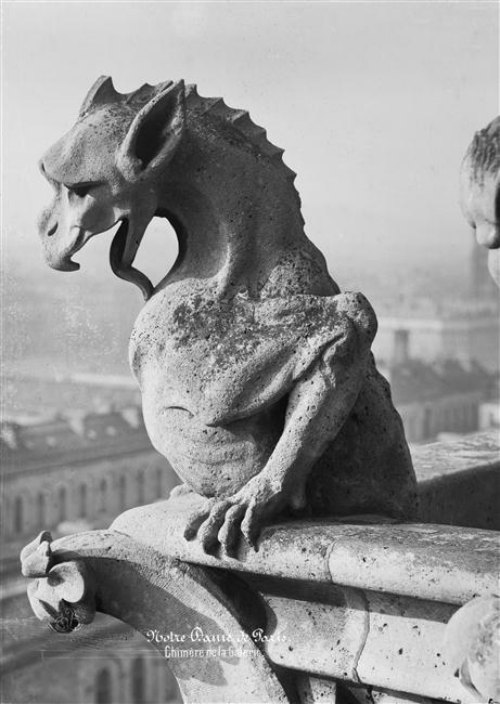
36 77 417 553
21 530 291 704
20 531 96 632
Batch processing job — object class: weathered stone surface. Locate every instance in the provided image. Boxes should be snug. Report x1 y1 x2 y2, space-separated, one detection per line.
112 495 499 604
354 591 459 699
37 77 416 553
460 115 500 286
20 431 500 702
260 584 467 700
327 524 499 604
22 428 500 703
21 518 498 702
295 675 336 704
345 687 437 704
251 580 368 682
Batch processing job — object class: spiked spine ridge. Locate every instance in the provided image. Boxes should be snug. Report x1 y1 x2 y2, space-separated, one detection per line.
184 84 297 181
184 83 303 224
79 77 303 222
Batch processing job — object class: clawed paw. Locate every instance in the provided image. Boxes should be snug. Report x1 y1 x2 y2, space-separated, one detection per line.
183 475 290 555
183 496 257 555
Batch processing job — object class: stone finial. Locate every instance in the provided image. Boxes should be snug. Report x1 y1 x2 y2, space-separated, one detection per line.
20 532 96 632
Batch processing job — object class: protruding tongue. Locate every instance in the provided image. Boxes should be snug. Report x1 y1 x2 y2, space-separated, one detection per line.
110 219 153 301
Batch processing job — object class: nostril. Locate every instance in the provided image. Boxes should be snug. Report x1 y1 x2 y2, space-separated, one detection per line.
47 223 58 237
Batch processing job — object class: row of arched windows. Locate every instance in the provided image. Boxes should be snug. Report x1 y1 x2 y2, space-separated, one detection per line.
401 397 480 443
95 659 147 704
95 667 112 704
8 465 170 537
94 656 179 703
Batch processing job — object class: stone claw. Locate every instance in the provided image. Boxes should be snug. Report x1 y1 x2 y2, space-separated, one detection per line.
183 473 291 554
184 496 259 554
218 504 247 556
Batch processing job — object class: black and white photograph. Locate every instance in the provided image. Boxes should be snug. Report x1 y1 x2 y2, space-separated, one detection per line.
1 1 499 703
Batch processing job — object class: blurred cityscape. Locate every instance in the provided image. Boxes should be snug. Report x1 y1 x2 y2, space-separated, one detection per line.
1 241 499 704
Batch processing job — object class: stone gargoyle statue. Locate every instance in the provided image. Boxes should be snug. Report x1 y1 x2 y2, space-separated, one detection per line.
38 77 417 554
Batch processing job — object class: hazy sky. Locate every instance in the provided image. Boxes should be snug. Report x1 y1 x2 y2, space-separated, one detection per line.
2 1 499 285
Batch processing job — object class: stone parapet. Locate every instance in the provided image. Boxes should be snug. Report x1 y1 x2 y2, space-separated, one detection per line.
113 497 497 605
19 432 500 703
415 430 500 529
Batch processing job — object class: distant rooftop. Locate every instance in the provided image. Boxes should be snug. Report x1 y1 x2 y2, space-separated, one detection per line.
7 371 139 388
1 371 141 420
1 406 153 475
376 296 500 321
378 357 495 405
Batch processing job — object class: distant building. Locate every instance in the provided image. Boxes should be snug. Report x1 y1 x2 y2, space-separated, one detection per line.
1 407 181 704
378 330 494 444
373 244 500 373
479 398 500 431
374 299 499 373
1 372 141 421
469 240 499 301
479 374 500 431
1 407 179 542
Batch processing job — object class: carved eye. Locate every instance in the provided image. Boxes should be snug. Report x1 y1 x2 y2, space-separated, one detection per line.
69 183 93 198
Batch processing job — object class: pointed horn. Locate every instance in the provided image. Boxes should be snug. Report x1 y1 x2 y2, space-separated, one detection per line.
79 76 120 116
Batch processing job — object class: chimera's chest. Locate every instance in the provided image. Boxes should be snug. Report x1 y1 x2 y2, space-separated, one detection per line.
129 287 346 421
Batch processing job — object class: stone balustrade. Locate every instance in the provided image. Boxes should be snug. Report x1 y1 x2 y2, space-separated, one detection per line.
20 431 500 704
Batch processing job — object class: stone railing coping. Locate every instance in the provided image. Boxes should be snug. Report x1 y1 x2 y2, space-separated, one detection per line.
413 430 499 483
20 430 500 703
112 496 499 605
414 430 499 530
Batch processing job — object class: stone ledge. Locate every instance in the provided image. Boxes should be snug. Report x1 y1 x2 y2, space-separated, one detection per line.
21 430 500 703
112 496 498 604
413 431 499 483
414 430 500 529
25 520 498 702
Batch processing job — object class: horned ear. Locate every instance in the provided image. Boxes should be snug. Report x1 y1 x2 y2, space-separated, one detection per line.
117 80 186 180
79 76 119 116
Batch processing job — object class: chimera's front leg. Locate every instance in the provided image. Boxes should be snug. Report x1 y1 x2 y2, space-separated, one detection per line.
185 293 377 555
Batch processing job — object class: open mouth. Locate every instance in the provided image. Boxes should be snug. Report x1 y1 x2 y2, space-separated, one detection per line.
48 217 155 301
